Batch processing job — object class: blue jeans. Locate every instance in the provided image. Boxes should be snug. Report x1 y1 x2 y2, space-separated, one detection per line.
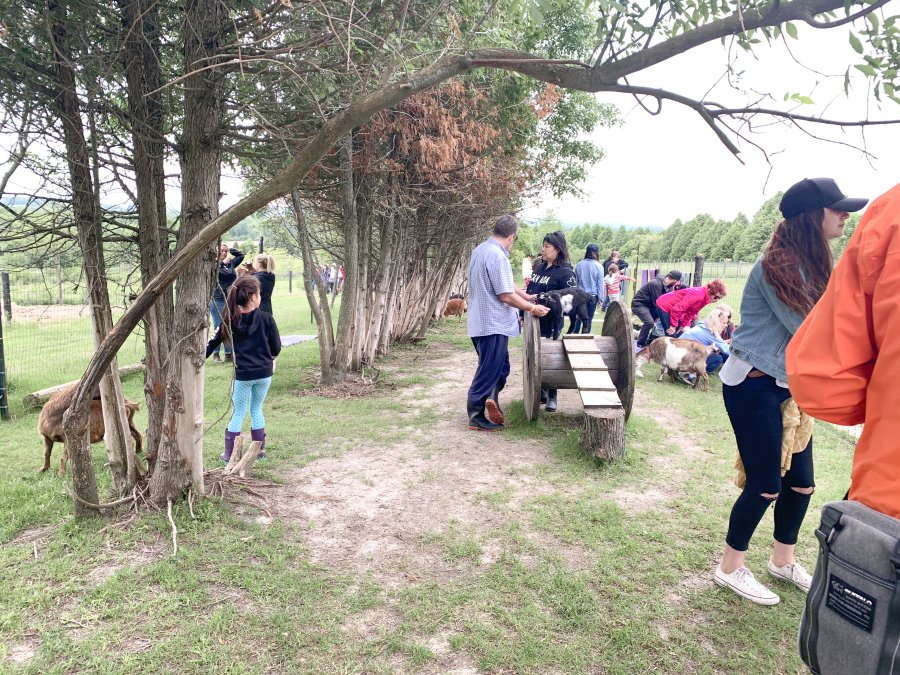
571 294 598 333
209 298 231 356
723 374 814 550
706 352 728 373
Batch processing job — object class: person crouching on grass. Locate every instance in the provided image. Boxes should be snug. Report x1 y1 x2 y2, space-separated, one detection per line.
206 275 282 462
713 177 868 605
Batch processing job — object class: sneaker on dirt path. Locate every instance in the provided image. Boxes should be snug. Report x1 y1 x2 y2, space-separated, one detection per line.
714 565 780 605
767 559 812 592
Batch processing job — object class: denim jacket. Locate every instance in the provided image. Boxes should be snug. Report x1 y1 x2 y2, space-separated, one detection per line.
730 259 806 382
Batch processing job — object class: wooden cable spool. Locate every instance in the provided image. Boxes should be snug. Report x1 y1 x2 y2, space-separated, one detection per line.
522 300 635 460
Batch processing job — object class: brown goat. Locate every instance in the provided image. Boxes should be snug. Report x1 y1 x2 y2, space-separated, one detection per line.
444 298 467 319
634 337 713 391
38 385 143 475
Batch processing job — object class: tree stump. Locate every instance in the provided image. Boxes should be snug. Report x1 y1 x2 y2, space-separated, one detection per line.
581 408 626 461
223 436 262 478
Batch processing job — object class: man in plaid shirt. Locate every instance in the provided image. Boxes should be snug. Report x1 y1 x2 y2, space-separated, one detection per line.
466 215 549 431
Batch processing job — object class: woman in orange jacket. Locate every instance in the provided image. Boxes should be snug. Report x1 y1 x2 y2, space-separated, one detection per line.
787 182 900 520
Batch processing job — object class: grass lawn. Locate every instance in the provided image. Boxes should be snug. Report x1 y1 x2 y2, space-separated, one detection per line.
0 315 854 673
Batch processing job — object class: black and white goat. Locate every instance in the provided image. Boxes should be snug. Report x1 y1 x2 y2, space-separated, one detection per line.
535 288 593 340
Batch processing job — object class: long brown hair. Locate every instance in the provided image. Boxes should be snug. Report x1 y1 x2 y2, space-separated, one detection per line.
222 276 260 342
761 208 832 316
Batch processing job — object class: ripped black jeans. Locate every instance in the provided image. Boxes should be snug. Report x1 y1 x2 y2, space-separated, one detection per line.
723 374 815 552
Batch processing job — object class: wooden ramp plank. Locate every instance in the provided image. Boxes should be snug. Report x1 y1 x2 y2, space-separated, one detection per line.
574 370 616 391
566 353 610 370
561 334 595 339
580 390 623 408
563 340 604 353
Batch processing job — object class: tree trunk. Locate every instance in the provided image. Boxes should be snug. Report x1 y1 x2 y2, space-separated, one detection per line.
49 0 134 504
291 191 337 384
149 0 228 505
332 134 360 382
361 212 397 363
118 0 174 466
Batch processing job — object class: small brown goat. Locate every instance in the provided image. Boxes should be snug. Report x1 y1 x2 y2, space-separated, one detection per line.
634 337 713 391
38 385 143 475
444 297 467 319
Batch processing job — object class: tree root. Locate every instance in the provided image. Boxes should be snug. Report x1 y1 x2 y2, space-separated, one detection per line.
167 498 177 557
61 463 283 556
204 469 281 517
64 482 139 510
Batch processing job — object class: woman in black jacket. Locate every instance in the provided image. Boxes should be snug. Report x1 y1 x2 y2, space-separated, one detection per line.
210 243 244 362
252 253 276 315
526 231 576 412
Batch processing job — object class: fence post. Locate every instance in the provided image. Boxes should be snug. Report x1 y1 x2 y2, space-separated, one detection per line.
1 272 10 321
258 236 264 254
57 255 63 304
693 255 705 287
0 308 9 420
288 270 293 293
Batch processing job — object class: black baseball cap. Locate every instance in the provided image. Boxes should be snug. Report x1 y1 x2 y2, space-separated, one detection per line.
586 243 599 254
666 270 682 281
779 178 868 218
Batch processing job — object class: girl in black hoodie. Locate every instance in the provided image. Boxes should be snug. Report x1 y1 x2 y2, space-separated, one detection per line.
206 275 282 461
525 231 576 412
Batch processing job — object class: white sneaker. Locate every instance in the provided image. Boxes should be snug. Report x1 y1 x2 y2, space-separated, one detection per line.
714 565 780 605
767 559 812 592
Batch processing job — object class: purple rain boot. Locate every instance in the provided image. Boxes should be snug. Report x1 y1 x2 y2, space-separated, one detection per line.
250 428 266 459
222 430 241 463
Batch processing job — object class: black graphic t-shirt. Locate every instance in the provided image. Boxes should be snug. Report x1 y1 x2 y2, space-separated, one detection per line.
526 262 576 337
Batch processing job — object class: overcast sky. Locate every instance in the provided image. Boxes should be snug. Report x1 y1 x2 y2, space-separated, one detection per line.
521 23 900 228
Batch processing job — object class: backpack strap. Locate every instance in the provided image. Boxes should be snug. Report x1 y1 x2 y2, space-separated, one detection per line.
877 541 900 674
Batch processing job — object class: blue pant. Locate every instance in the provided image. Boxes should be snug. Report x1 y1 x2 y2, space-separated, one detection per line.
706 352 728 373
209 298 231 356
723 374 814 550
468 335 510 407
227 377 272 432
572 294 598 333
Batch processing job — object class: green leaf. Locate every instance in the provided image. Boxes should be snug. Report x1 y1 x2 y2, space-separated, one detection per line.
527 0 544 24
848 32 864 54
785 22 798 39
855 63 877 77
866 12 879 32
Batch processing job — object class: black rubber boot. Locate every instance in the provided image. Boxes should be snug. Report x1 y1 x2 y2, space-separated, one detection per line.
467 401 504 431
540 388 548 405
545 389 558 413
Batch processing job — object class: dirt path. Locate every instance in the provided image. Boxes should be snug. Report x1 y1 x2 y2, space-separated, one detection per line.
272 343 569 586
270 342 704 584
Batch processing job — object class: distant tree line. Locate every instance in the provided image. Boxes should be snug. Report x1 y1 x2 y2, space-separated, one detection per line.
513 192 862 270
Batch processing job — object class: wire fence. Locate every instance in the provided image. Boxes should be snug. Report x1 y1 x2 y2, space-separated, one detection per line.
0 262 145 404
0 255 318 409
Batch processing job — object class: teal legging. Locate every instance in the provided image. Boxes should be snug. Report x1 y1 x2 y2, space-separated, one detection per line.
227 377 272 432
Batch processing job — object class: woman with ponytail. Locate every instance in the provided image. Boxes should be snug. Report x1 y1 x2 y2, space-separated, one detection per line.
206 275 282 461
713 178 868 606
253 253 276 315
